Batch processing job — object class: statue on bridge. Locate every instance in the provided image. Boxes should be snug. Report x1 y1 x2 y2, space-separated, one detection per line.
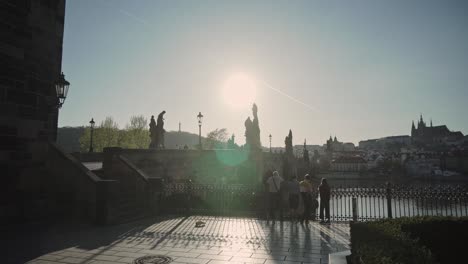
149 111 166 149
244 103 261 150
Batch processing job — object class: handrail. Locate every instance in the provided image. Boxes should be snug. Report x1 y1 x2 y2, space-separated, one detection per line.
118 154 154 183
161 183 468 220
48 142 101 182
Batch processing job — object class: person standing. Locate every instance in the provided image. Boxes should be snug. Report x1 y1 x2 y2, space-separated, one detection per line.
318 178 331 223
299 174 313 224
288 176 300 221
266 171 284 221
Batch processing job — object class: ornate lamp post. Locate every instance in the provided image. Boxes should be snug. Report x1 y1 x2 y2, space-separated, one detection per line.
269 134 272 153
197 112 203 150
89 118 95 153
55 72 70 108
53 72 70 141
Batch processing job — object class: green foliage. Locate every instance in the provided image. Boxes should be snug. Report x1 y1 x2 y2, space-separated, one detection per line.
350 217 468 264
350 219 434 264
204 128 228 149
401 217 468 264
79 115 149 152
122 115 150 149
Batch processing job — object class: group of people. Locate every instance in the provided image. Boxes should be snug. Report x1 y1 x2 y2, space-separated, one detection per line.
265 171 331 224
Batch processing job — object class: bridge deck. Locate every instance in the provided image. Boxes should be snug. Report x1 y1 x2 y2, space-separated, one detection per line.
17 216 350 264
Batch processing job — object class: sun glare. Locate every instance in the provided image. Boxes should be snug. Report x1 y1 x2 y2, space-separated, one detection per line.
223 73 257 108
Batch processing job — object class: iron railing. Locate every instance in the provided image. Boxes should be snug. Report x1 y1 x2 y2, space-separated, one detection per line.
160 183 468 221
161 183 262 216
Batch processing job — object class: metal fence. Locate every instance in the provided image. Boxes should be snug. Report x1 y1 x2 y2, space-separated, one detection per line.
160 183 468 221
161 183 262 216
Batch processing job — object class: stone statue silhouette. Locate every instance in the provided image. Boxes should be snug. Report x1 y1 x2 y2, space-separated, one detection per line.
149 111 166 149
245 116 253 145
244 103 261 149
149 115 157 149
285 129 293 156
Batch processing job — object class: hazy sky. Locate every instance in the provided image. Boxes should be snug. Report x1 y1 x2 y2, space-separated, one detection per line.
60 0 468 147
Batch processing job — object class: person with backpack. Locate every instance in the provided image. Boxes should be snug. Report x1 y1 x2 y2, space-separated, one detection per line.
266 171 284 221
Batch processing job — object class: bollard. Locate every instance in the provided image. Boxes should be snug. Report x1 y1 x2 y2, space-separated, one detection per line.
352 197 358 222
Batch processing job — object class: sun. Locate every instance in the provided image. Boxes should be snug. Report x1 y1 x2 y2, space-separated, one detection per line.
222 73 257 108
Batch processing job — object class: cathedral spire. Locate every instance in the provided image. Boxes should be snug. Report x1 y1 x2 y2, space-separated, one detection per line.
411 120 416 137
419 114 426 128
430 119 433 127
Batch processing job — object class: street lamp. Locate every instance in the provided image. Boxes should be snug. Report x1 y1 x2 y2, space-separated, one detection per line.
197 112 203 150
89 118 95 153
55 72 70 108
269 134 272 153
52 72 70 141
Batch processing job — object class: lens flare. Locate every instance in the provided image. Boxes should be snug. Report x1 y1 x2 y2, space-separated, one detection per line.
223 73 257 108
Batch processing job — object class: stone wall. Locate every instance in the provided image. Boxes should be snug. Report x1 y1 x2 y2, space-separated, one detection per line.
46 143 119 224
0 0 66 200
71 151 104 162
106 148 266 184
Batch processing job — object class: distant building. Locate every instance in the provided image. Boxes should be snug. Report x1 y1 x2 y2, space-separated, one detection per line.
363 151 385 170
404 151 440 177
330 156 367 172
411 115 464 146
359 139 378 150
325 136 355 152
359 135 411 151
292 144 324 157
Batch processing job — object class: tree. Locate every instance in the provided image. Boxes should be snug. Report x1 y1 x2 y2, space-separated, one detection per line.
205 128 228 149
227 134 238 149
129 115 147 130
76 115 159 152
97 116 120 150
79 116 119 152
79 127 91 152
122 115 150 149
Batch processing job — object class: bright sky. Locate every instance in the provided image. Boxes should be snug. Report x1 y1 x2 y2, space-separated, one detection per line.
60 0 468 147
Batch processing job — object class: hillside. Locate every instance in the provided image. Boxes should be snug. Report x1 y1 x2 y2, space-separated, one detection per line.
57 126 85 153
56 127 204 153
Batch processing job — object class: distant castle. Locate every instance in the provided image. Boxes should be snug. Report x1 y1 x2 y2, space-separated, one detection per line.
325 136 355 152
411 115 464 145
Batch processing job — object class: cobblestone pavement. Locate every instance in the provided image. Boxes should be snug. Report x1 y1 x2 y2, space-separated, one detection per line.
10 216 350 264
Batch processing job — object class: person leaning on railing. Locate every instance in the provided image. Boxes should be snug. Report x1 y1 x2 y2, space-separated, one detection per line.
299 174 313 224
318 178 331 223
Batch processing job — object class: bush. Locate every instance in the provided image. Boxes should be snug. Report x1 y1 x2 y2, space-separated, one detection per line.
350 217 468 264
402 217 468 264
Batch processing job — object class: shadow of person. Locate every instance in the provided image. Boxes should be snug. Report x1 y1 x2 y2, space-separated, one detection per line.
266 218 285 256
319 224 333 255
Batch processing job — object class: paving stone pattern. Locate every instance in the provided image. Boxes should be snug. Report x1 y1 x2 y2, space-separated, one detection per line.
18 216 350 264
